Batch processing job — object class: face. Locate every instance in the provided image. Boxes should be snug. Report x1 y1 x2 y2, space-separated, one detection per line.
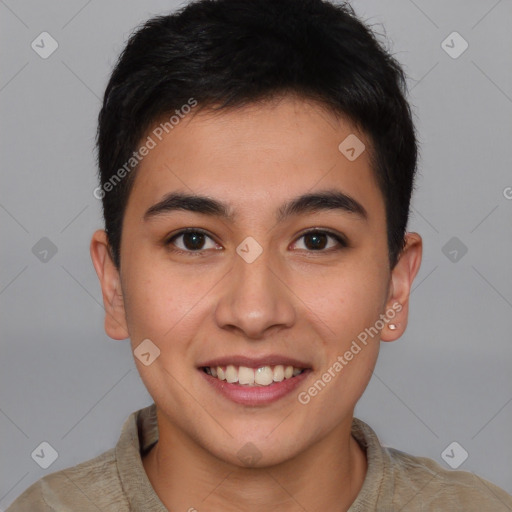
91 95 422 467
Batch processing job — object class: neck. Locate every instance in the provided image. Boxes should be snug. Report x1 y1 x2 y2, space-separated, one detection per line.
142 413 367 512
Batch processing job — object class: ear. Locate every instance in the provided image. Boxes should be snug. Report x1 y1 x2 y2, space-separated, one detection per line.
90 229 129 340
380 232 422 342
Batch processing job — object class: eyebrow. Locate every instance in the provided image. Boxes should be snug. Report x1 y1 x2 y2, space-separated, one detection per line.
143 189 368 223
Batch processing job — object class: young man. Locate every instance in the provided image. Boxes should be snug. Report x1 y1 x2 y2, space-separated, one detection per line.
7 0 512 510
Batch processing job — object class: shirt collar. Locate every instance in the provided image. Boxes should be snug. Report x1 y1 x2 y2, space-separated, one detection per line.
116 403 167 511
348 417 392 510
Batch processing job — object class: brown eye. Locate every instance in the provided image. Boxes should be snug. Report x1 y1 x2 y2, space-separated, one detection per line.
166 229 219 253
304 232 329 250
182 232 206 250
293 230 347 251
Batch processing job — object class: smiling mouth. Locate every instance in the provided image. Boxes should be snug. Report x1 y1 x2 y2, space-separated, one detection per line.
201 364 307 387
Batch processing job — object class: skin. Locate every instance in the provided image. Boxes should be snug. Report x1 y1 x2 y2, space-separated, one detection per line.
90 94 422 512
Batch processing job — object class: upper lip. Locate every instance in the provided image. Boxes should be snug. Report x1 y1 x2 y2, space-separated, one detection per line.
198 354 311 369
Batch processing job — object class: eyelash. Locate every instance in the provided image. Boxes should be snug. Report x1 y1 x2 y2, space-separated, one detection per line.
164 228 348 256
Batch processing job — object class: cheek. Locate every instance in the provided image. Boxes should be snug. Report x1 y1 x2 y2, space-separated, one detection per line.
121 258 178 344
121 256 215 349
291 259 387 337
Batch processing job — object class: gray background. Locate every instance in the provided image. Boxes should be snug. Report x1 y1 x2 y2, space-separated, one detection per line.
1 0 511 508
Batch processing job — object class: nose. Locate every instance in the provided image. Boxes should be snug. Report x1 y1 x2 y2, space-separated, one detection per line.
214 243 297 339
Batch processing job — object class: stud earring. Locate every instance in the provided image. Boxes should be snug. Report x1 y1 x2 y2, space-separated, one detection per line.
388 323 398 330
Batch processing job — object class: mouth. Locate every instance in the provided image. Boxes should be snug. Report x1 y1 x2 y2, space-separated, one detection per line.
200 364 307 386
197 358 312 406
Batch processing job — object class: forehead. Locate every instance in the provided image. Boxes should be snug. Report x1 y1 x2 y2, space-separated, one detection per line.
126 96 385 223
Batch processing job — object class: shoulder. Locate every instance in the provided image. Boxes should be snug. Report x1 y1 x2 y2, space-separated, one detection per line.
5 447 129 512
385 446 512 511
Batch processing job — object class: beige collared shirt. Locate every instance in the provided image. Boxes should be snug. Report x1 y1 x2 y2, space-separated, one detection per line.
6 403 512 511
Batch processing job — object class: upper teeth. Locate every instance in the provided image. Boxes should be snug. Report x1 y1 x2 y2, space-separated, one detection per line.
204 365 304 386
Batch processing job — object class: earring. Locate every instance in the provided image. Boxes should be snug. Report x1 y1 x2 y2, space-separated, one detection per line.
388 323 398 330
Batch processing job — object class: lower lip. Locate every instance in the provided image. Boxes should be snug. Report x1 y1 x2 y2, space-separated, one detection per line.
199 368 311 406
